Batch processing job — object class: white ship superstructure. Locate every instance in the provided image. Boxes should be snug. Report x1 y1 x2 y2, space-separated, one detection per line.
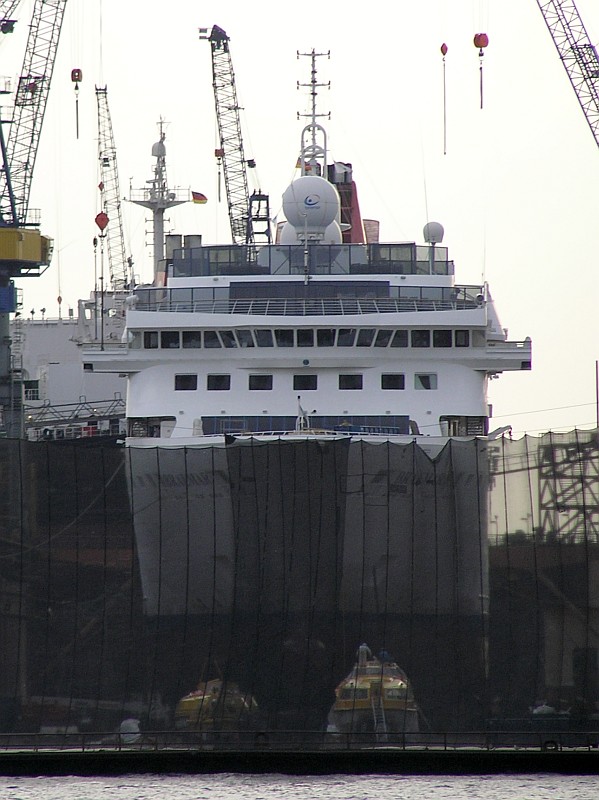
85 184 531 451
84 55 531 450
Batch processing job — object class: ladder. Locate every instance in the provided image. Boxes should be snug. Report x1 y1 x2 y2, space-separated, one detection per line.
371 693 388 742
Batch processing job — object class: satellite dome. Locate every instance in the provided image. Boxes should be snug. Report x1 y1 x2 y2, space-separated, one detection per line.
151 138 166 158
282 176 340 239
279 218 341 245
323 220 342 244
423 221 444 244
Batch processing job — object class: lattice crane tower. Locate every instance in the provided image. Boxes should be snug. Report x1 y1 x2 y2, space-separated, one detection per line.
200 25 271 248
535 0 599 148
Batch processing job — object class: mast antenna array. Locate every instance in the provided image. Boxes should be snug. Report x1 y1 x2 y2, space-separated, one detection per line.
297 49 330 177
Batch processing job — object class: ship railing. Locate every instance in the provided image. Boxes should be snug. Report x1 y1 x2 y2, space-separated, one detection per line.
219 427 411 439
487 339 532 352
80 342 128 351
132 297 482 316
0 727 596 753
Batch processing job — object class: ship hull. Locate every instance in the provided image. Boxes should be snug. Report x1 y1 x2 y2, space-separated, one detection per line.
126 436 489 618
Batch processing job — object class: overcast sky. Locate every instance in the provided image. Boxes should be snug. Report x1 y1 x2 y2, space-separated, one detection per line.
2 0 599 436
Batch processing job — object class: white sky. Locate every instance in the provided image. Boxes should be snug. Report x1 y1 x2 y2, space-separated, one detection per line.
2 0 599 436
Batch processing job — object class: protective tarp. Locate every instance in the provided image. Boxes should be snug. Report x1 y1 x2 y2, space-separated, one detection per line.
0 430 596 744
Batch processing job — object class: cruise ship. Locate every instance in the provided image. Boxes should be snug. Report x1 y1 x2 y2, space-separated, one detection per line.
5 45 599 746
79 66 531 735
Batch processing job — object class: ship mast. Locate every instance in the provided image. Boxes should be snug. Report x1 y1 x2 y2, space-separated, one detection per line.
129 122 187 282
296 49 330 177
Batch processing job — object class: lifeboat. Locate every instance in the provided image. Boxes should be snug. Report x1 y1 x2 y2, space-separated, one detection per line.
328 644 419 737
174 679 258 734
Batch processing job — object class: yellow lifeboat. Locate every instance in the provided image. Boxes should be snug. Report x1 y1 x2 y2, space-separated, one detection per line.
174 678 258 734
328 644 419 736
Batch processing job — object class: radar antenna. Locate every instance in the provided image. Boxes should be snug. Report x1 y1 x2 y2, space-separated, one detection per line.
129 121 187 283
296 49 330 177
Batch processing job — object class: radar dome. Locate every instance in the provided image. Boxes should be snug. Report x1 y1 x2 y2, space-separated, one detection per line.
423 221 444 244
151 138 166 158
282 176 340 239
279 219 341 245
323 220 342 244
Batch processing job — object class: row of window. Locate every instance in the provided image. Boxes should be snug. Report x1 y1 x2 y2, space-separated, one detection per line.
133 328 480 350
174 372 438 391
137 278 466 304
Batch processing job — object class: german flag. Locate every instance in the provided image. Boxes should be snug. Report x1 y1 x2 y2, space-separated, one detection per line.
192 191 207 204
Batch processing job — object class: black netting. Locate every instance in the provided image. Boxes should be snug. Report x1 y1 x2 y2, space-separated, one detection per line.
0 431 597 745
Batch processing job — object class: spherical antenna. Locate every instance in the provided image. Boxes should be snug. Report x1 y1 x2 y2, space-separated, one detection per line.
423 221 444 244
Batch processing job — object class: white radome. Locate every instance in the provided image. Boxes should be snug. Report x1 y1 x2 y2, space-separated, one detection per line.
279 219 342 245
282 175 341 238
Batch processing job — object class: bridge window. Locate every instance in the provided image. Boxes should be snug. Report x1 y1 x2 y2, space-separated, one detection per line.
297 329 314 347
455 330 470 347
143 331 158 349
433 330 452 348
235 330 255 348
275 329 294 347
374 330 393 347
356 329 376 347
182 330 202 348
161 331 180 349
317 328 336 346
390 330 408 347
337 328 356 346
219 330 237 348
128 330 142 349
255 329 274 347
411 330 430 348
204 331 222 348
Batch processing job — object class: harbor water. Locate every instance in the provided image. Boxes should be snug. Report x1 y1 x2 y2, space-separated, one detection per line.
1 773 599 799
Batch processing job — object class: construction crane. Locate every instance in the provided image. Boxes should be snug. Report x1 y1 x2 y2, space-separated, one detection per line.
535 0 599 148
0 1 22 32
96 85 131 291
0 0 66 437
200 25 271 249
0 0 66 229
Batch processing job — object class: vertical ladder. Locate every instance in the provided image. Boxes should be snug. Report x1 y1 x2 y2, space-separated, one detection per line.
371 693 388 742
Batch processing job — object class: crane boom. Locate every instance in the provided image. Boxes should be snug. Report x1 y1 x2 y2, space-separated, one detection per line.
0 1 23 27
96 86 130 291
535 0 599 148
0 0 67 226
200 25 270 247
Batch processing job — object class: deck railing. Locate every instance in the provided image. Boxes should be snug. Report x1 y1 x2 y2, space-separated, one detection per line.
131 297 483 316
